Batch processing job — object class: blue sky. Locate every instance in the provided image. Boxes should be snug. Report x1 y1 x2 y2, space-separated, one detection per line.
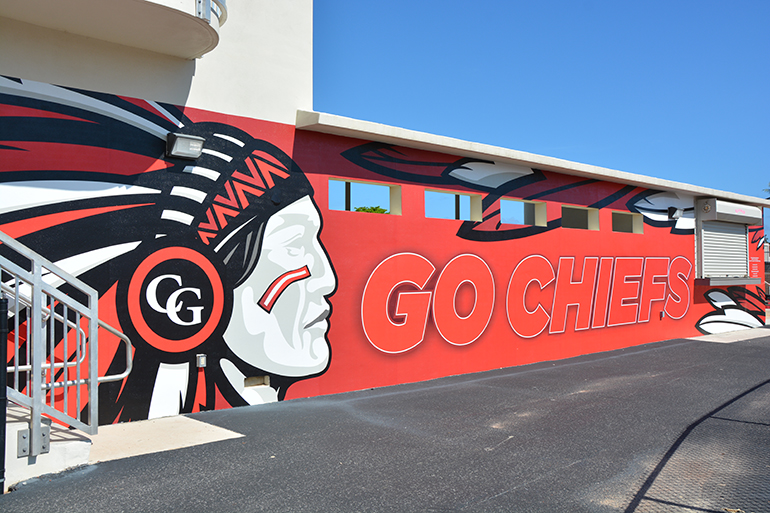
313 1 769 224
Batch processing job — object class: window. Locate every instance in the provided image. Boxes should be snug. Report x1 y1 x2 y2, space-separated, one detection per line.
425 190 482 221
561 205 599 230
500 199 546 226
695 198 762 283
611 211 643 234
700 221 748 278
329 179 401 215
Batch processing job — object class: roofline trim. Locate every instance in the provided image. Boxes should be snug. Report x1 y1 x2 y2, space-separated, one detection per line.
296 110 770 209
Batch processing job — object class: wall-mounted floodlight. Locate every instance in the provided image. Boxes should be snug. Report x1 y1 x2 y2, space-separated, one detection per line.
668 207 683 220
166 133 205 159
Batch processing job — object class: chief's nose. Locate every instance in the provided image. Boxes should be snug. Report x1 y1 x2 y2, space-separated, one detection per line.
307 243 336 296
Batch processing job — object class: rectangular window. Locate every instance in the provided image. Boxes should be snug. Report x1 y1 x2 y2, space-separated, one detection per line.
425 190 482 221
562 205 599 230
611 211 643 234
329 179 401 215
500 199 546 226
695 198 761 283
701 221 748 278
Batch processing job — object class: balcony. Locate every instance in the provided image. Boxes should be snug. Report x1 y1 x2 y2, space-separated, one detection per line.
0 0 228 59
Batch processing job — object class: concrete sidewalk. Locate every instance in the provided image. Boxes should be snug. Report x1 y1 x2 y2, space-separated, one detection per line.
3 328 770 512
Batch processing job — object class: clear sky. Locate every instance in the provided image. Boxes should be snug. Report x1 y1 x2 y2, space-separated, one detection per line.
313 1 769 223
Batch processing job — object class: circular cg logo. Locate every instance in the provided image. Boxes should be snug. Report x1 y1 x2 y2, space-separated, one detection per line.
128 247 224 353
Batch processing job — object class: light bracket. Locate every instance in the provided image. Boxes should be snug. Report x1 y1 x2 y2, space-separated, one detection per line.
668 207 683 220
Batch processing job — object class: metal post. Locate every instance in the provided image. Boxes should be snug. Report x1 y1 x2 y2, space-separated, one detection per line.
1 294 9 493
87 290 99 432
345 181 351 211
454 194 461 220
30 262 43 457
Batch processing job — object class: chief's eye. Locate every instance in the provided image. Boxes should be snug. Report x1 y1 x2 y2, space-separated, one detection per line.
286 247 302 257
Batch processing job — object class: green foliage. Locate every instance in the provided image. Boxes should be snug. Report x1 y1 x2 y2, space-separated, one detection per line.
354 205 389 214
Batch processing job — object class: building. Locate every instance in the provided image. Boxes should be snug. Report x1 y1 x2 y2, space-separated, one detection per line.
1 1 767 426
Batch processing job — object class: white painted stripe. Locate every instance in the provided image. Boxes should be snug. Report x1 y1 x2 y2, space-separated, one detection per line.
147 100 184 128
161 210 194 225
214 133 245 147
0 181 160 215
202 148 233 162
183 166 220 181
262 268 309 306
44 241 143 288
213 215 256 253
148 362 189 419
170 186 207 203
0 77 168 139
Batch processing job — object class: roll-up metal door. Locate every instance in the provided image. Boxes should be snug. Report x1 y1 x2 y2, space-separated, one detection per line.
701 220 748 277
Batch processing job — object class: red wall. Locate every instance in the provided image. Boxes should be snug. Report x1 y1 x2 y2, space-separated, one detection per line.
287 131 765 399
1 81 765 421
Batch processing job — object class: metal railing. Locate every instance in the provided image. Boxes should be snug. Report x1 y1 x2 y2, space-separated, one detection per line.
197 0 228 26
1 229 132 457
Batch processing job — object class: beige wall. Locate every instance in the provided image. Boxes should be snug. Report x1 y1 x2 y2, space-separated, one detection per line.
0 0 312 125
188 0 313 124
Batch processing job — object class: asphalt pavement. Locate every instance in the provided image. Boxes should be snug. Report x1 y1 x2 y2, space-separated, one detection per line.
2 329 770 512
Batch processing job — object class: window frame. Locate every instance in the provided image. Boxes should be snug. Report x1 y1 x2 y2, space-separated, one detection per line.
328 178 401 215
561 204 599 231
499 198 547 227
693 198 761 285
611 211 643 234
424 188 483 222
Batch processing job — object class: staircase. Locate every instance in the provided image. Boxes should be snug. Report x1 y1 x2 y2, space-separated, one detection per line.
1 229 132 491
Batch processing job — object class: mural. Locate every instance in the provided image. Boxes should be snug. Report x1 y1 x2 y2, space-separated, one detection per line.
1 77 765 423
0 77 336 422
696 286 766 334
340 142 696 347
360 252 693 352
289 137 763 399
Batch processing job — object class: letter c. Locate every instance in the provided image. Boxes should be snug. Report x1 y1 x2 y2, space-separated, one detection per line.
146 274 183 314
506 255 555 338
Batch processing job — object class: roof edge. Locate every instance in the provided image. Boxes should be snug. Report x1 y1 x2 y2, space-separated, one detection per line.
296 110 770 209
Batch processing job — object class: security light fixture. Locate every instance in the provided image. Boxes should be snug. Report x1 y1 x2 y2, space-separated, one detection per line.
668 207 683 220
166 133 205 159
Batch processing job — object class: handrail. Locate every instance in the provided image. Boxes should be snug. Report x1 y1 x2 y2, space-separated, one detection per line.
36 320 132 390
2 278 86 328
1 227 133 445
212 0 228 25
97 320 133 384
197 0 228 26
2 282 133 385
3 280 87 371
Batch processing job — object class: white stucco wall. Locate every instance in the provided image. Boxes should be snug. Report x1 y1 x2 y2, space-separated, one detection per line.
0 0 312 125
0 17 198 101
187 0 313 124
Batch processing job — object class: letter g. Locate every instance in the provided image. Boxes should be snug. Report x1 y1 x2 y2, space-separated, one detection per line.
361 253 435 353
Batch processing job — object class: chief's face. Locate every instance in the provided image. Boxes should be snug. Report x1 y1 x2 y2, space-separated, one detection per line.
224 196 336 377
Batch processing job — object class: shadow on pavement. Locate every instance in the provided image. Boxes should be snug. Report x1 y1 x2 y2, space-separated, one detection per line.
625 378 770 513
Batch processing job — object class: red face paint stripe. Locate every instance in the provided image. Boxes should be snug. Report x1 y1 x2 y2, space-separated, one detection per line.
258 266 310 313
